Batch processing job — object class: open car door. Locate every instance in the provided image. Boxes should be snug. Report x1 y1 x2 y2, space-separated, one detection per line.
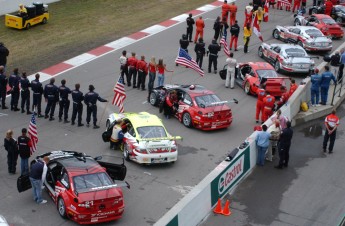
17 173 32 193
97 157 127 181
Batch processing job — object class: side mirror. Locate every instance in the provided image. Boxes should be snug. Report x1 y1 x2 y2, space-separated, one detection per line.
94 156 102 161
174 136 183 141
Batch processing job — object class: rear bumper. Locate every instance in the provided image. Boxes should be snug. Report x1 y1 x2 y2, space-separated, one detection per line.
281 65 311 73
304 45 332 51
193 118 232 130
132 151 178 164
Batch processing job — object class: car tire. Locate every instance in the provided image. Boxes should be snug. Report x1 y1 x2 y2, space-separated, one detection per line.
297 40 303 47
106 119 110 129
123 144 130 161
57 197 67 219
182 112 192 128
336 17 343 24
273 29 280 40
311 8 318 15
149 92 157 106
42 18 47 24
294 19 301 26
26 23 31 30
258 47 264 58
274 61 281 72
244 82 251 95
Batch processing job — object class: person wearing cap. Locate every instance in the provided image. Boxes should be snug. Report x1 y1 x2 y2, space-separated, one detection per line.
310 68 321 107
84 84 108 129
18 128 32 175
18 4 27 17
0 42 9 70
323 109 339 154
44 78 59 120
186 13 195 42
29 156 49 204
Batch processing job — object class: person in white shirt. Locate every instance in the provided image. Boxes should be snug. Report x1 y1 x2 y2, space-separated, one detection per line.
266 120 281 161
29 156 49 204
225 52 237 88
119 50 128 84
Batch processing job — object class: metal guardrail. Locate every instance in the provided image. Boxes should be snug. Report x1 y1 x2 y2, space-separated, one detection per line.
331 75 344 106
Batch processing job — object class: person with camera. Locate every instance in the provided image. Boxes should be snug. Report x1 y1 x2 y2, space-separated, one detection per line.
208 39 221 74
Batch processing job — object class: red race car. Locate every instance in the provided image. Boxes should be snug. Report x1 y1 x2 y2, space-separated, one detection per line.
17 151 128 225
294 14 344 39
235 62 288 97
149 84 237 130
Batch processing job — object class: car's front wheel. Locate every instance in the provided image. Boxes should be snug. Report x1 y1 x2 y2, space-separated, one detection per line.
123 144 130 161
149 92 157 106
311 8 318 15
258 47 264 58
274 61 281 72
58 198 67 219
273 29 280 40
297 40 303 47
336 17 343 24
244 82 251 95
294 19 301 26
42 18 47 24
182 112 192 128
106 119 110 129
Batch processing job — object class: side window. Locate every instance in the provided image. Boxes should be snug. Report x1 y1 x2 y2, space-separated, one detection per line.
273 47 280 53
60 171 70 189
183 94 192 105
128 127 135 137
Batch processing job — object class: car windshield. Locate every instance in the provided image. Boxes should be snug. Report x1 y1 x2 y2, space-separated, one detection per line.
305 29 323 37
256 70 278 78
338 6 345 13
137 126 167 138
73 172 113 193
195 94 222 108
322 18 336 24
285 48 306 57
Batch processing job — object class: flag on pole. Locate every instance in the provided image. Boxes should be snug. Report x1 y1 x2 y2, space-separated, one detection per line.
252 14 264 42
264 0 269 22
112 76 126 113
175 48 204 77
220 36 230 57
28 113 38 154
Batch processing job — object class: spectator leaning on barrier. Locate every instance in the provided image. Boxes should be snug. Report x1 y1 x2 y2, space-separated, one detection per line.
276 86 290 109
339 48 345 81
310 68 321 107
271 109 288 129
266 120 281 162
320 65 336 105
330 51 341 79
275 121 293 169
289 79 298 97
323 109 339 154
255 124 271 166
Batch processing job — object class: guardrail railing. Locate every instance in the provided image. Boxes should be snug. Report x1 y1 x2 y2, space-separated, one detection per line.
331 76 344 106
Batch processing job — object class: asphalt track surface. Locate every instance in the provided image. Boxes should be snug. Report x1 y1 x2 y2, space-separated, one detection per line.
0 1 344 226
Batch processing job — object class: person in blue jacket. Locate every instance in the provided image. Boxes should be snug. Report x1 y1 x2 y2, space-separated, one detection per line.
310 68 321 107
320 65 336 105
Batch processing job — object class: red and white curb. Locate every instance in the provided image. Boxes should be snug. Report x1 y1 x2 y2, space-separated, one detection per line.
19 0 224 86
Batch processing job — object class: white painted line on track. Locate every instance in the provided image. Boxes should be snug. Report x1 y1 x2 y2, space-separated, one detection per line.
141 25 167 35
142 101 148 104
0 113 8 117
105 37 137 49
171 14 189 22
197 4 217 12
27 72 52 82
64 53 97 66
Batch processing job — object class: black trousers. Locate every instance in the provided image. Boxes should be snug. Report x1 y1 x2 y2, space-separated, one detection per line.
214 30 221 41
32 93 42 114
7 151 18 173
338 64 344 81
59 99 70 120
120 65 128 84
244 37 250 53
186 27 193 42
196 53 204 68
45 99 57 117
86 105 97 126
278 143 291 167
21 90 30 111
11 90 20 109
323 129 336 152
208 55 218 72
71 103 83 124
128 67 137 86
1 89 6 107
137 71 146 90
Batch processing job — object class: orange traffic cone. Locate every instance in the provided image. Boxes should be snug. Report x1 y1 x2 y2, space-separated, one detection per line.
213 198 223 214
222 200 232 216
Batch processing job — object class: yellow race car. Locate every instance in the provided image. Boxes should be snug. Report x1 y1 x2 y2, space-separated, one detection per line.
5 3 49 30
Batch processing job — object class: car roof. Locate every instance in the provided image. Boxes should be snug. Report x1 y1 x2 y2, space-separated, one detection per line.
169 84 215 96
124 112 164 128
290 26 319 32
245 62 274 70
270 43 304 51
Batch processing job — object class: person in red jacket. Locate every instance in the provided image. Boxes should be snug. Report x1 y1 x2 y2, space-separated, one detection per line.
127 52 138 87
262 91 276 122
324 0 333 16
256 84 266 123
277 86 290 108
164 90 178 119
221 0 230 25
323 109 340 154
229 2 238 26
194 16 205 43
289 79 298 96
292 0 301 13
136 56 148 91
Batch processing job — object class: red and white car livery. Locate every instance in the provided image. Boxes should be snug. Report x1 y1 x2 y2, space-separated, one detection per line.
272 25 332 51
17 151 128 225
107 112 181 164
258 43 316 74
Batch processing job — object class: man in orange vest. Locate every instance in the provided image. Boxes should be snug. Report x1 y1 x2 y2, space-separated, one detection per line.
256 84 266 123
194 16 205 44
289 79 298 96
262 91 276 122
277 85 290 109
221 0 230 25
229 2 238 26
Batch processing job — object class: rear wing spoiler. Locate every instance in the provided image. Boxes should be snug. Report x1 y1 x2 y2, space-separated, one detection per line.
138 136 183 142
201 98 239 108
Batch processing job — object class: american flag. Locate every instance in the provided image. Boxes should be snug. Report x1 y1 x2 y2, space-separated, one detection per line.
175 48 204 76
28 112 38 154
220 36 230 57
277 0 291 7
112 76 126 113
